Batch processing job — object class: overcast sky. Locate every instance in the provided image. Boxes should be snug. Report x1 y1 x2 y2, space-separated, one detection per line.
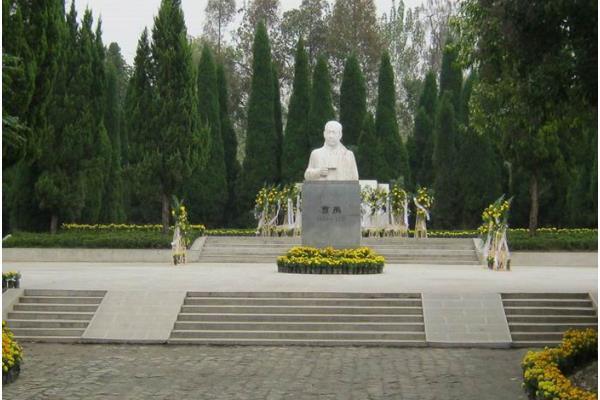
74 0 425 65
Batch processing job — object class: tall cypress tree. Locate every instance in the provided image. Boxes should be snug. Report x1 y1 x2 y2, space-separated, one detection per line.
216 62 241 226
124 28 160 223
432 93 460 228
357 112 381 180
239 21 278 221
413 71 437 187
457 73 501 228
151 0 209 231
307 55 335 149
281 38 311 183
375 51 409 184
272 63 283 183
185 44 227 226
438 39 462 113
339 54 366 147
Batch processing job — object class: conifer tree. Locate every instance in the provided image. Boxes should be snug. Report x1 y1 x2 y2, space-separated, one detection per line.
123 28 160 223
151 0 209 231
413 71 437 186
357 112 381 180
185 45 227 226
438 39 462 113
281 38 311 183
307 55 335 149
375 51 409 184
432 93 460 228
217 62 241 226
272 64 283 183
339 54 366 147
239 21 278 221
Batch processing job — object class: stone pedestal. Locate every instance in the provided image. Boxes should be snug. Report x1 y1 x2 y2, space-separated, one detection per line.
301 181 361 248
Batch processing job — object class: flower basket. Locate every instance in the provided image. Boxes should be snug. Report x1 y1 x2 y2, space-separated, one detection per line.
277 247 385 275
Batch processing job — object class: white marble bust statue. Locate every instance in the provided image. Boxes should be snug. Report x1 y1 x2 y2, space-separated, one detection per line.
304 121 359 181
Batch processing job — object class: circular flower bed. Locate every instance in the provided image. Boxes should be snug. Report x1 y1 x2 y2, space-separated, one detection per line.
521 328 597 400
277 246 385 274
2 321 23 385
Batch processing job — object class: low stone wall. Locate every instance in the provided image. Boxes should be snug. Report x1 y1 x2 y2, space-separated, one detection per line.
510 252 597 267
2 248 194 263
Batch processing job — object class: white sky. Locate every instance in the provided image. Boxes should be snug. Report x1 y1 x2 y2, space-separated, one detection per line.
74 0 425 65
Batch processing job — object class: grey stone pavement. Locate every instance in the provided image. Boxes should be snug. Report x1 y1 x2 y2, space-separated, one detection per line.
3 343 529 400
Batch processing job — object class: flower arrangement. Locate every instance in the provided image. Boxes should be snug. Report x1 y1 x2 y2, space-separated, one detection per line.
479 195 513 270
277 246 385 274
361 186 388 216
478 195 512 236
278 184 300 214
414 187 434 218
2 321 23 384
389 184 408 216
521 328 597 400
2 271 21 290
171 197 191 248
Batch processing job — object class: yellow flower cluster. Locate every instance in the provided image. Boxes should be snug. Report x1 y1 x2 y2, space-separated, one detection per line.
2 271 21 280
2 321 23 374
521 328 597 400
361 187 388 215
278 246 385 269
389 184 408 216
479 197 512 235
255 185 300 215
61 223 206 232
415 187 434 217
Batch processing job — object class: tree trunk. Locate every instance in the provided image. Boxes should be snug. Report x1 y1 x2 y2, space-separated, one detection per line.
528 174 539 236
50 214 58 235
162 192 170 234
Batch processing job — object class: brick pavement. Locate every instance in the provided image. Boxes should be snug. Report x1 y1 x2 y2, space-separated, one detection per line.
3 344 529 400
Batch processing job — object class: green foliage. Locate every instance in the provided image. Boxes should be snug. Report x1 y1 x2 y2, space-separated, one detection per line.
239 21 278 221
375 51 409 184
339 54 366 147
432 93 460 228
272 64 283 182
413 71 437 187
185 45 227 226
307 55 335 150
438 39 462 112
356 113 381 180
216 62 241 226
281 38 311 183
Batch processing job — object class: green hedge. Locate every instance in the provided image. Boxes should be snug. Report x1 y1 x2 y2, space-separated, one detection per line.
3 230 204 249
507 230 597 251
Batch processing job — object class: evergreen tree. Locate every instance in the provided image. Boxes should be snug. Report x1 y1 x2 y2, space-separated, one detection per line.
216 62 241 226
151 0 210 231
432 93 460 228
413 71 437 187
405 134 417 191
123 28 160 223
339 54 366 147
281 38 311 183
438 39 462 112
356 112 381 179
307 55 335 149
185 45 227 226
457 73 501 228
375 51 409 184
106 42 130 164
272 63 283 183
239 21 278 222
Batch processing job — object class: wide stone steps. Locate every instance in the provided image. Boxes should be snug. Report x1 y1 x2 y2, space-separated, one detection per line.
501 293 597 348
197 237 479 265
169 292 425 346
6 289 105 342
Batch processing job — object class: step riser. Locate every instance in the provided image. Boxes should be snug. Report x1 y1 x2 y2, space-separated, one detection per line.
186 292 421 299
7 312 94 320
7 321 89 329
183 299 422 307
170 331 425 340
511 333 566 341
168 339 427 347
180 306 423 315
198 258 479 264
12 337 80 343
13 304 99 312
503 300 593 308
504 308 596 316
509 324 597 332
177 314 423 323
173 322 425 332
11 328 85 337
19 297 103 305
507 316 598 324
502 293 591 300
23 290 107 297
512 342 561 348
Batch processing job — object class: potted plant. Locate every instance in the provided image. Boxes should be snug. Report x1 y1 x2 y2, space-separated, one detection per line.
486 256 495 270
2 272 21 289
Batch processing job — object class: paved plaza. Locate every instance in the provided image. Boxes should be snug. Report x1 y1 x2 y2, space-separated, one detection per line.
3 343 529 400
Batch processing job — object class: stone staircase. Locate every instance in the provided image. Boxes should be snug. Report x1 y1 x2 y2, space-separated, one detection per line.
196 236 479 265
169 292 426 346
6 289 106 342
502 293 598 347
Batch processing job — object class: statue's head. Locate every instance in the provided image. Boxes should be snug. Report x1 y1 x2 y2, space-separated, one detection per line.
323 120 342 148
